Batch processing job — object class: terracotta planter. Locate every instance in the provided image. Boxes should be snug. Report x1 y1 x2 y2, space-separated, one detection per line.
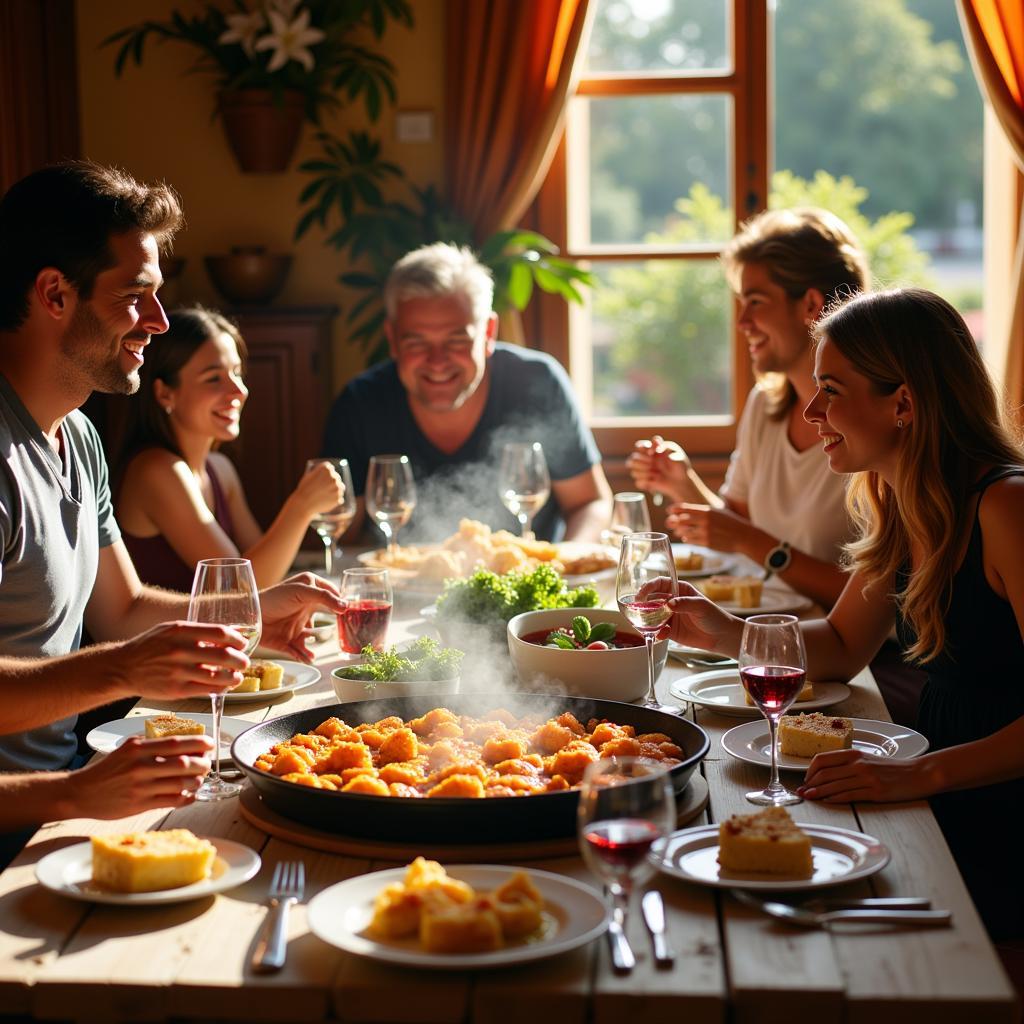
217 89 305 173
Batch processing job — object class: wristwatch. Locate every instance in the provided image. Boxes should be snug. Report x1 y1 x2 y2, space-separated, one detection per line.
763 540 792 578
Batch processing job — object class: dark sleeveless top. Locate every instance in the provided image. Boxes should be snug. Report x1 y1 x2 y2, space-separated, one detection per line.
122 459 237 592
895 465 1024 941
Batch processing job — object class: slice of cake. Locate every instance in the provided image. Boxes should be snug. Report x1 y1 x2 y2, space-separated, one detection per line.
700 575 763 607
701 575 739 601
779 712 854 757
745 679 816 706
674 549 705 571
91 829 216 893
718 806 813 878
242 659 284 691
144 714 205 739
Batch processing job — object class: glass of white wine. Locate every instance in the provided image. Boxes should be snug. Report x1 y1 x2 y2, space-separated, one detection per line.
365 454 417 557
601 491 652 548
305 458 356 577
498 442 551 539
187 557 261 801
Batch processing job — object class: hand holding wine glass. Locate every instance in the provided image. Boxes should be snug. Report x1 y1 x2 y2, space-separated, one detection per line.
187 557 261 801
499 442 551 539
601 491 652 548
305 458 356 577
616 532 678 714
366 454 416 557
739 614 806 807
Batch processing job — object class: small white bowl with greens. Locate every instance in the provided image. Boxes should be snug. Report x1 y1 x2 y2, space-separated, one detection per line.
330 637 463 701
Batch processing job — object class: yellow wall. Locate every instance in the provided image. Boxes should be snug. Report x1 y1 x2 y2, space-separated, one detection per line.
75 0 445 392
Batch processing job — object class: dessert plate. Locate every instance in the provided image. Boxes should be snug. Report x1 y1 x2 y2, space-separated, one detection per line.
721 718 929 771
35 837 261 905
657 822 890 891
697 588 813 617
307 864 608 969
671 543 737 579
223 660 321 702
670 669 851 718
85 713 247 756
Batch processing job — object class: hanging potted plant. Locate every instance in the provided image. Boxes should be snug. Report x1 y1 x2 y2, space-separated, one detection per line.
104 0 412 173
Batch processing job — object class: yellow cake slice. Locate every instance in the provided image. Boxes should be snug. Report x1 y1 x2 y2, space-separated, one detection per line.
745 679 816 706
91 829 216 893
778 712 854 758
674 549 705 571
241 659 284 691
700 575 763 607
144 714 205 739
718 806 813 877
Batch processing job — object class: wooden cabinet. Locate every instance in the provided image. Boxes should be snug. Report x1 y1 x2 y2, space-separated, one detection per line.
224 305 336 530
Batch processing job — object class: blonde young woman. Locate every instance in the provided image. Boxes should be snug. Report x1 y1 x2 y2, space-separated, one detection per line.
115 307 344 589
666 288 1024 941
629 208 869 609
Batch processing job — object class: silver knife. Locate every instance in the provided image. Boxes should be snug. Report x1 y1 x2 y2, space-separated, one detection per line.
607 902 635 973
641 890 675 967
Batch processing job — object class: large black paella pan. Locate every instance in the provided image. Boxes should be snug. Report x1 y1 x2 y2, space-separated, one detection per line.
231 693 709 843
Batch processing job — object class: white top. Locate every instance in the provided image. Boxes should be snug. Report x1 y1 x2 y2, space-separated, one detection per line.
719 387 852 564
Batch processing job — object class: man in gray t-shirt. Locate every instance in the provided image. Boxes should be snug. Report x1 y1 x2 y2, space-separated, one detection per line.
0 163 342 824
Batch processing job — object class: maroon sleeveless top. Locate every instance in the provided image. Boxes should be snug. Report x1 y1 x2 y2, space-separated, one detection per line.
122 459 238 592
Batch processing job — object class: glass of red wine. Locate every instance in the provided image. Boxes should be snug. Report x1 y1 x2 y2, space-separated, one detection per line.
616 531 679 714
337 567 393 655
578 757 675 941
739 613 806 806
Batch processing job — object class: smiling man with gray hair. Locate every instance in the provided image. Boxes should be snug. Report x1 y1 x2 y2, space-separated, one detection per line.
322 242 611 543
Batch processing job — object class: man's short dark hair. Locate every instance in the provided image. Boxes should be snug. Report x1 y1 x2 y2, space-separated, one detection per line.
0 161 183 330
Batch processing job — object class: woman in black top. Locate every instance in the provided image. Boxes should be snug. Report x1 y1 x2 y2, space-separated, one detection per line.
666 287 1024 939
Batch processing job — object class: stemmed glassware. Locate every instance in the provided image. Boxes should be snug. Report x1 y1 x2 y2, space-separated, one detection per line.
578 757 675 964
305 458 356 577
616 532 678 714
187 557 261 801
498 442 551 539
738 614 806 807
365 454 416 557
337 567 393 655
601 491 652 548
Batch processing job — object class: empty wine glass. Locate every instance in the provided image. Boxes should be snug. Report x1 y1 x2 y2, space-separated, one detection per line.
739 613 806 807
305 458 356 577
578 757 675 949
365 454 416 557
616 532 678 714
187 557 261 801
498 442 551 538
601 491 652 548
337 567 393 655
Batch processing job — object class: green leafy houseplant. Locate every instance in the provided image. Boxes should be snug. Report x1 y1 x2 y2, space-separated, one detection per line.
104 0 412 125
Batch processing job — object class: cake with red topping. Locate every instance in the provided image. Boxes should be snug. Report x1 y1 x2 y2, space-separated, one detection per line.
718 806 813 877
778 712 854 757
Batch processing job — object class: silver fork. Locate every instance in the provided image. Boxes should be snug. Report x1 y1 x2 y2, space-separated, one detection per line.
252 860 305 972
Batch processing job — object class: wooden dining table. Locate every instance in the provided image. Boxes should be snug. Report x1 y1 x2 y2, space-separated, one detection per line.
0 584 1017 1024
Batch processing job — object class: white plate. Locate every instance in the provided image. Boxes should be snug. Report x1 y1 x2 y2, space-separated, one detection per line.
223 659 321 702
721 717 930 771
658 822 890 891
35 837 261 905
671 669 851 718
698 587 813 617
671 543 737 579
85 714 247 756
307 864 608 970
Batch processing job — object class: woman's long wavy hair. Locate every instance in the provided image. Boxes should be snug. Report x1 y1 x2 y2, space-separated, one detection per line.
815 288 1022 662
722 207 870 420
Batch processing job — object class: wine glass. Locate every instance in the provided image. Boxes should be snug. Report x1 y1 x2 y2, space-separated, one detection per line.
601 491 652 548
187 557 261 801
739 613 807 807
305 458 356 577
365 454 416 557
498 442 551 538
616 532 678 714
578 757 675 947
337 567 393 655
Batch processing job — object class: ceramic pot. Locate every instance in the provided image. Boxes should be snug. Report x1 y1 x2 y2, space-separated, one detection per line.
217 88 305 173
204 246 291 304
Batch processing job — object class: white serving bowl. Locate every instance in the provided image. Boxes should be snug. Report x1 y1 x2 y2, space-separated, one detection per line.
506 608 668 702
330 664 461 703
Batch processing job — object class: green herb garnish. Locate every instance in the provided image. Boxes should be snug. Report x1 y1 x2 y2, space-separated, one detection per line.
338 637 464 689
545 616 617 648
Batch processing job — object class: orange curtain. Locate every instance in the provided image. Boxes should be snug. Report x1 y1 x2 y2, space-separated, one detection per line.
959 0 1024 410
444 0 592 242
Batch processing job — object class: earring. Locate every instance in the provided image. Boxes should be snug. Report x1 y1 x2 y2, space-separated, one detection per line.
164 405 173 415
897 419 904 429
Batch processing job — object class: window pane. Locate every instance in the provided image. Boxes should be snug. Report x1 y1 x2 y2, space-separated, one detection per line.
586 0 730 73
773 0 984 340
570 94 732 247
587 259 731 417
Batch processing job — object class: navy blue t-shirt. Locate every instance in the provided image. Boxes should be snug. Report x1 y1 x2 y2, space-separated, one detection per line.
321 344 601 542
